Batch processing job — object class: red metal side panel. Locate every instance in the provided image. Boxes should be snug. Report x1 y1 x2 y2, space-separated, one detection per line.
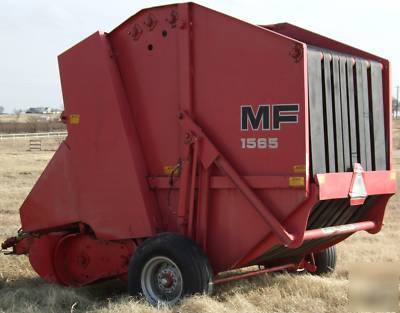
110 6 182 177
192 16 307 177
190 5 309 272
108 3 310 272
20 32 158 240
109 5 184 233
20 144 77 230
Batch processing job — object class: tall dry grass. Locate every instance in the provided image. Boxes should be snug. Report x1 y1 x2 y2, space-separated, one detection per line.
0 127 399 312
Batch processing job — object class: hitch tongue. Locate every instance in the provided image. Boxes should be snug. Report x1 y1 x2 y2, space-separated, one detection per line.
1 236 18 250
1 237 18 254
1 233 33 255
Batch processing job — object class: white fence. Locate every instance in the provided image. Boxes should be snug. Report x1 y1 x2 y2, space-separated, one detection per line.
0 131 67 141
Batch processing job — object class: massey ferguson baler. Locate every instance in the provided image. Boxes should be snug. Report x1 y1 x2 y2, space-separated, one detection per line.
2 2 396 305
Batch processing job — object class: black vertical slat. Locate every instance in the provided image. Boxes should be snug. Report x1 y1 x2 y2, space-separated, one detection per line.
317 199 346 229
361 62 372 170
308 50 326 175
332 56 344 171
355 60 367 168
323 54 336 172
349 196 376 223
333 202 360 226
307 201 330 229
322 200 350 228
339 57 351 171
369 62 386 170
347 58 358 167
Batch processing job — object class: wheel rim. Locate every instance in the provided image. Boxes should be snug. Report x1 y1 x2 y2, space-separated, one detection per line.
141 256 183 305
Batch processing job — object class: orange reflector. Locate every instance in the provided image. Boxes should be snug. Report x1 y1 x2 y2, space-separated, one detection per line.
69 114 80 124
390 171 396 180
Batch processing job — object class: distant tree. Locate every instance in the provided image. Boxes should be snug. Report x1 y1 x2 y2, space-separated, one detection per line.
0 106 4 114
13 109 23 119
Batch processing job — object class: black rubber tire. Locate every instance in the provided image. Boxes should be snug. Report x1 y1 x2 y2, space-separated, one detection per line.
313 246 337 275
128 233 213 305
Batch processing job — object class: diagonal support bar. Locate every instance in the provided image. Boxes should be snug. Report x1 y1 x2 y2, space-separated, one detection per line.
214 157 294 246
179 112 294 246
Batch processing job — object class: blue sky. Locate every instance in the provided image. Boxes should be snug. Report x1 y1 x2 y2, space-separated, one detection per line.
0 0 399 112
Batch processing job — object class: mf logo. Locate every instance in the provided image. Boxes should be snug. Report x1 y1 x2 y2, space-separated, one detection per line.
240 104 299 131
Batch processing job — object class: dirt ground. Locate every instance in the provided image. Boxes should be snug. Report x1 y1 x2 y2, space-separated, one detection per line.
0 126 399 313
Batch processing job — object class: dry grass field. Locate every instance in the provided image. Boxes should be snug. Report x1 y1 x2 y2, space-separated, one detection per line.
0 125 399 313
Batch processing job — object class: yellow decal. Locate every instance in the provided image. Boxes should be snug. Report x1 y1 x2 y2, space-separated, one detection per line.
318 174 326 185
69 114 80 124
289 176 305 187
293 164 306 174
164 165 180 176
390 171 396 180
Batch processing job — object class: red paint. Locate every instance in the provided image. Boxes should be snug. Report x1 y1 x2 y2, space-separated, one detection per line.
29 233 66 284
317 170 396 200
213 263 297 285
2 3 395 286
53 234 135 286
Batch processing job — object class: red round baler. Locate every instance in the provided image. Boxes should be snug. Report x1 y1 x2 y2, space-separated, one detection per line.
2 2 396 305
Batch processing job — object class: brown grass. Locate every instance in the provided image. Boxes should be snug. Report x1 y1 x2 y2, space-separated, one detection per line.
0 127 399 313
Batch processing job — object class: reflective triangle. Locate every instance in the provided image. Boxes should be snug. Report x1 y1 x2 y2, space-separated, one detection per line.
349 163 367 206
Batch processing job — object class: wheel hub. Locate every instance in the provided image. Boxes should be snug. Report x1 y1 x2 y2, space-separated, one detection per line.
157 268 177 291
141 256 183 304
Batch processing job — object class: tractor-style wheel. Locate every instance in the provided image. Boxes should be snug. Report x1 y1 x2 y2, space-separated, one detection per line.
128 233 213 305
313 246 337 275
